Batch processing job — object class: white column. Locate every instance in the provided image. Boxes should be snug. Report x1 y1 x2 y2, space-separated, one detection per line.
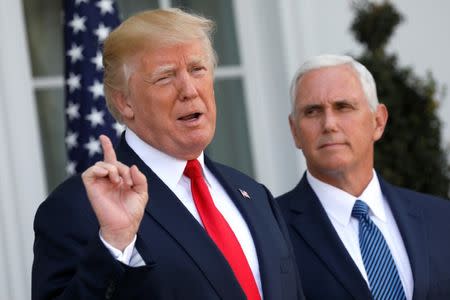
232 0 305 196
0 0 47 299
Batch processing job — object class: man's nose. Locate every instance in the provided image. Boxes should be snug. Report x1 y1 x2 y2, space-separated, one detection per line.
177 71 198 101
322 111 338 132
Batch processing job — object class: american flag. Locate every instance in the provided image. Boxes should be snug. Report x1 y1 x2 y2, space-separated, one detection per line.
64 0 124 175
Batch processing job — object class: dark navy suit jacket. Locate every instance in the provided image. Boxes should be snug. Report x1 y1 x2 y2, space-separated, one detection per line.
277 173 450 300
32 137 304 300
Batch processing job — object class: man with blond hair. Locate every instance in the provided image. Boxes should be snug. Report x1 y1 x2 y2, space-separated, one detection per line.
278 54 450 300
32 9 303 300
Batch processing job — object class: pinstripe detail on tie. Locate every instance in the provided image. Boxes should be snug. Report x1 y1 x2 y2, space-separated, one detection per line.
352 200 406 300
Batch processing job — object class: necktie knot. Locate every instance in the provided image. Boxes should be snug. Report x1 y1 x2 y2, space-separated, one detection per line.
352 199 370 220
184 159 203 179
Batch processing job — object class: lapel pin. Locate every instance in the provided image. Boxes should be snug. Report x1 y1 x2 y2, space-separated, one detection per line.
239 188 251 199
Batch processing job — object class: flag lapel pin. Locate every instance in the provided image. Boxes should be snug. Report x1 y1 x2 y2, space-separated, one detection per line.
239 188 251 199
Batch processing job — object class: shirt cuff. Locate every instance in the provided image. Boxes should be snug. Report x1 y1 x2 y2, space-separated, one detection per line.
99 232 137 265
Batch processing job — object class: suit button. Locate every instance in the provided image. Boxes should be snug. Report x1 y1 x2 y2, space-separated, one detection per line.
105 280 116 299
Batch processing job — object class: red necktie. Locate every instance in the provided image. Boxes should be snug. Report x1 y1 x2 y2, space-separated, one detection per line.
184 159 261 300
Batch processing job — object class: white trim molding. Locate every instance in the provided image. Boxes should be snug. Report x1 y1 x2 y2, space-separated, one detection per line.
0 1 47 299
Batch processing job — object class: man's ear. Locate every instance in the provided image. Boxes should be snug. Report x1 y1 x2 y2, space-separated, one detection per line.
111 90 134 121
373 103 388 142
289 114 303 150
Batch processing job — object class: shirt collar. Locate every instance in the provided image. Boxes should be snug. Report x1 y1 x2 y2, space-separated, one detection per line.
125 129 208 190
306 170 387 226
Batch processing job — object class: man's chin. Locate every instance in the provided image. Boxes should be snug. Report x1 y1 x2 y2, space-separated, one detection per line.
176 137 214 159
313 159 351 174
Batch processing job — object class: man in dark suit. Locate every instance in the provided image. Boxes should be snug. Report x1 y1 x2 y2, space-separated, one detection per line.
32 9 303 300
277 54 450 300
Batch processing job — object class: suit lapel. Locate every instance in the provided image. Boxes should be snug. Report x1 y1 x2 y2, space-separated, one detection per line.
205 158 284 300
288 175 370 299
380 179 429 300
116 138 245 300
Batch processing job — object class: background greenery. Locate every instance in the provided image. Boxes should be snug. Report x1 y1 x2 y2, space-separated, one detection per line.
351 1 450 198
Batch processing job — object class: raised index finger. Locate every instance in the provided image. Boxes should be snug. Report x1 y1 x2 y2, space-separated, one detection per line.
99 134 117 163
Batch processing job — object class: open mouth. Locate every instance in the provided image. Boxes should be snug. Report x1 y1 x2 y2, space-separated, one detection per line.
178 112 202 121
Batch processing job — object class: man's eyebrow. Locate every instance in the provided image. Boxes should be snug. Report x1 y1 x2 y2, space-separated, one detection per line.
141 65 175 83
300 103 323 110
333 99 359 106
152 64 176 76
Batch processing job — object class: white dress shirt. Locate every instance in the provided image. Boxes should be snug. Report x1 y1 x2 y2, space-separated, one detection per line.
306 170 414 300
101 129 262 296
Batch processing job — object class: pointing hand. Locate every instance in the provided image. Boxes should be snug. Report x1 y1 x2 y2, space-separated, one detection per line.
81 135 148 251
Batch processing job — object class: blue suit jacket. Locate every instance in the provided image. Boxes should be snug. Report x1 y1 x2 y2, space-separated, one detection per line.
277 173 450 300
33 137 304 300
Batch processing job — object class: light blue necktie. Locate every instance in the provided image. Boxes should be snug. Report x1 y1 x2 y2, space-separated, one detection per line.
352 200 406 300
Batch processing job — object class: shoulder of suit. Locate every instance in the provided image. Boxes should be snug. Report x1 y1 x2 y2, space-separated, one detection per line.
208 160 276 203
276 188 295 203
383 179 450 211
210 160 261 185
276 176 306 204
36 175 92 218
47 175 85 200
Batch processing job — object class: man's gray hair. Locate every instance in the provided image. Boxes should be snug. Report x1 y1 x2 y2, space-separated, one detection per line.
290 54 379 113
